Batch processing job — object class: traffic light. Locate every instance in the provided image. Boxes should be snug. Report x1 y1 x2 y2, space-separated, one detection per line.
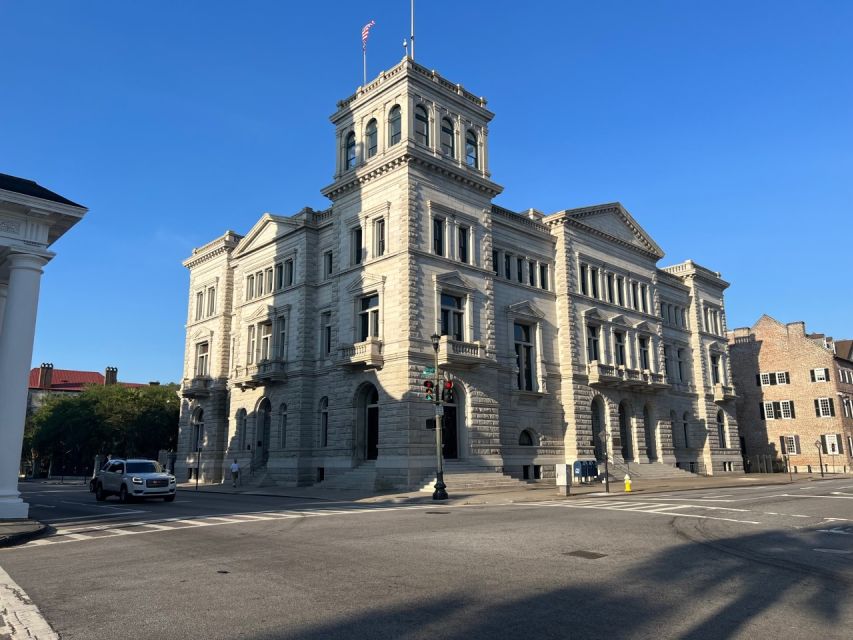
423 380 434 401
442 379 454 403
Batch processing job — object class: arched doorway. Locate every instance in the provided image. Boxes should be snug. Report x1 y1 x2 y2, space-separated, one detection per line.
366 386 379 460
644 404 656 461
441 383 464 460
591 398 606 462
716 410 726 448
191 408 204 452
619 401 633 461
256 398 271 466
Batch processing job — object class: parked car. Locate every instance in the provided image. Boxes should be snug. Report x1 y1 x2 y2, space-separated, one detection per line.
94 458 176 503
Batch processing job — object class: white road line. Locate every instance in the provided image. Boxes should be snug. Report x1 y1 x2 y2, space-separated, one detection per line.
0 565 58 638
816 528 853 536
778 494 853 500
523 501 761 524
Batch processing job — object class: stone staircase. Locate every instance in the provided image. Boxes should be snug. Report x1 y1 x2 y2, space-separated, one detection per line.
606 460 700 481
416 462 532 493
317 461 386 492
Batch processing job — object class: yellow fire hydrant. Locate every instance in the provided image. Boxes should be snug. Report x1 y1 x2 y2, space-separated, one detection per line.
624 474 632 493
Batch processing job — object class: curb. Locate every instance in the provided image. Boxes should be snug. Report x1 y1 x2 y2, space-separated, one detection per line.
0 522 49 549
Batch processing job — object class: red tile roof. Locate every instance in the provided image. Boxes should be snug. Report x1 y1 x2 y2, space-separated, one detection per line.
28 368 146 391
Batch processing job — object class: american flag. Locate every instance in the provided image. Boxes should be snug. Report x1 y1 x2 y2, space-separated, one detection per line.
362 20 375 51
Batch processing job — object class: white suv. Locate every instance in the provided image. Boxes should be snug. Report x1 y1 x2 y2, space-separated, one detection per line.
94 459 177 503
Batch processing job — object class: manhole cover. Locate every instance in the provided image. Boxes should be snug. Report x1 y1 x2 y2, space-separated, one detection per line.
563 550 607 560
426 511 451 515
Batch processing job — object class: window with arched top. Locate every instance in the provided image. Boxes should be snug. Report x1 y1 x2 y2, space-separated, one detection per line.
440 118 455 157
414 105 429 146
345 132 356 170
682 412 691 449
365 119 378 158
319 397 329 447
717 410 727 448
465 130 478 168
279 403 287 449
388 106 402 146
236 408 247 451
191 408 204 451
518 430 534 446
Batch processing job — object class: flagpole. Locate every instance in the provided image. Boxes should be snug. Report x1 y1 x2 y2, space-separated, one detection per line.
411 0 415 60
363 47 367 85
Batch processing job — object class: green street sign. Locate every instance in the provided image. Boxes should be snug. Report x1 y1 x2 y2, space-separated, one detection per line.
423 367 436 376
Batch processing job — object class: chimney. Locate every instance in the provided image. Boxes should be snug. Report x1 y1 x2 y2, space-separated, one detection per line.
38 363 53 389
104 366 118 386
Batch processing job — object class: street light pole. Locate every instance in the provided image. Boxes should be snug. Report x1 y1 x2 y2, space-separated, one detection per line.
431 333 448 500
814 441 824 478
601 429 610 494
196 446 202 491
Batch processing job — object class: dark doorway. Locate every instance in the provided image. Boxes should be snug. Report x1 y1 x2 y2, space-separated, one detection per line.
366 386 379 460
619 402 633 461
257 398 271 466
644 404 656 461
592 399 606 462
442 406 458 459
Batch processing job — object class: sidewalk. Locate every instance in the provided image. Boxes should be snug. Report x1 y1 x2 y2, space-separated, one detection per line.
0 520 48 548
177 472 842 507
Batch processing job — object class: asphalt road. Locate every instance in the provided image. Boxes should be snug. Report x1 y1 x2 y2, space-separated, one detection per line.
2 479 852 639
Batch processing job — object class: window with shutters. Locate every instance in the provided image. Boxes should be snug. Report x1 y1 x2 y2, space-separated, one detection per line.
816 397 834 417
762 401 775 420
760 372 771 386
811 368 829 382
783 435 800 455
780 400 794 419
822 434 842 455
775 371 789 384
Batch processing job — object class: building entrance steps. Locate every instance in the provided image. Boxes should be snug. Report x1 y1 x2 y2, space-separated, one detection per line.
416 462 532 493
604 460 700 481
317 461 380 491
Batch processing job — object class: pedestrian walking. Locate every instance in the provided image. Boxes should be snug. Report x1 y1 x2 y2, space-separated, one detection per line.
230 459 240 488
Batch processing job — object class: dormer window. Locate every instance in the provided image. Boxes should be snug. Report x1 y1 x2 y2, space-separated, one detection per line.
414 105 429 146
345 132 356 170
365 119 378 158
440 118 455 157
466 130 478 168
388 106 401 145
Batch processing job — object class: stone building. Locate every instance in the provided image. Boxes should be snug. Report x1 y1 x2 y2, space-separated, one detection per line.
729 315 853 474
0 172 86 518
177 57 742 489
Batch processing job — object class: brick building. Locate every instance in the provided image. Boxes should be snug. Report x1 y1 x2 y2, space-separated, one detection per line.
177 56 743 489
728 315 853 473
26 363 146 415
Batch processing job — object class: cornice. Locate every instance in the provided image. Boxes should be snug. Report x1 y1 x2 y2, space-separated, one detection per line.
548 214 661 261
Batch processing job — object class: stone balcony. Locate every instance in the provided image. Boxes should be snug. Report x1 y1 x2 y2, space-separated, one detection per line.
712 384 737 402
232 359 287 389
338 338 383 369
181 376 214 399
586 362 669 392
437 336 488 369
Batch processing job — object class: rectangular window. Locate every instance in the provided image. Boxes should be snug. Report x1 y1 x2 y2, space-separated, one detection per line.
324 251 333 279
195 342 209 377
359 294 379 342
321 312 332 356
539 264 549 290
631 282 639 310
433 218 445 256
207 287 216 316
247 325 256 365
492 250 499 275
514 323 535 391
639 336 650 371
587 325 600 362
590 267 599 298
580 264 588 295
458 226 469 263
640 284 648 313
274 263 283 289
663 345 671 378
376 219 386 257
780 400 793 419
816 397 834 417
760 372 771 386
775 371 789 384
284 259 294 286
763 401 775 419
440 293 464 341
256 271 264 296
677 348 685 382
265 268 273 294
504 254 512 280
784 435 797 454
352 227 363 264
516 257 524 283
711 354 720 385
615 331 626 367
606 274 614 303
822 434 841 455
528 260 536 287
277 316 287 359
616 277 624 306
811 368 829 382
195 291 204 320
246 276 254 300
259 323 273 361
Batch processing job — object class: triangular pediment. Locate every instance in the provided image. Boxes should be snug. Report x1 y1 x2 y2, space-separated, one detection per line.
434 271 476 292
346 271 386 293
583 308 604 321
634 321 653 332
508 300 546 319
610 314 630 327
569 203 664 259
234 214 298 257
189 327 213 341
243 304 274 322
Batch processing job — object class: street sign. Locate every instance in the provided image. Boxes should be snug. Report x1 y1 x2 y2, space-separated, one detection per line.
422 367 435 376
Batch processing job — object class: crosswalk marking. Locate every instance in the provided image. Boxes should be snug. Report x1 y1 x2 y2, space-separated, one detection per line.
523 500 762 525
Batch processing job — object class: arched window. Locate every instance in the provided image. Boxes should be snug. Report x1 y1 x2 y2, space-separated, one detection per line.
388 106 401 146
236 408 247 451
414 105 429 146
717 410 727 448
279 403 288 449
345 132 356 170
365 119 378 158
191 408 204 451
440 117 455 157
319 397 329 447
365 386 379 460
465 130 478 168
518 430 534 446
682 412 691 449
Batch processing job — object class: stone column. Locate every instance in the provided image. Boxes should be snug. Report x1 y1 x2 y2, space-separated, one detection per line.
0 282 7 338
0 252 49 519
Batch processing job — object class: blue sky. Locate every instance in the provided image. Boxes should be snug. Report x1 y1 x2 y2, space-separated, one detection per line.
2 1 851 383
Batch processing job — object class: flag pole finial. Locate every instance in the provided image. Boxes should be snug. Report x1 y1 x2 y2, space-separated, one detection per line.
410 0 416 60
